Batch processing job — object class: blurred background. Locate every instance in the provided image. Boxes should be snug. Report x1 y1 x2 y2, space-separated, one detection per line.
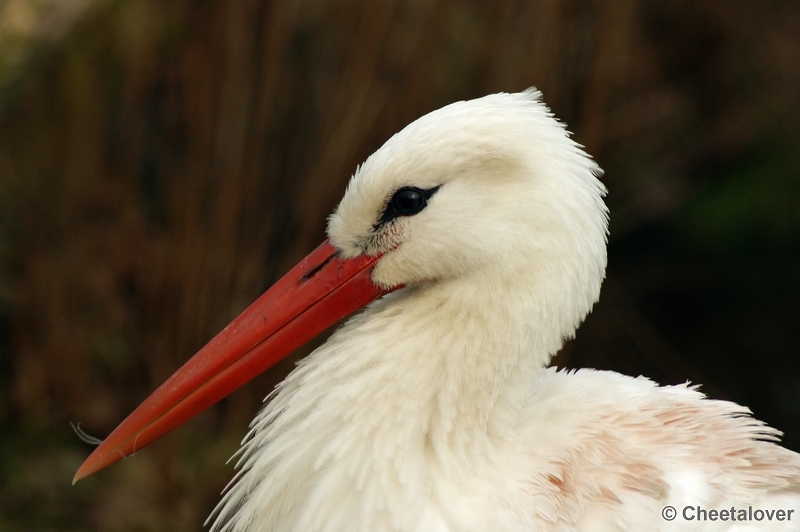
0 0 798 530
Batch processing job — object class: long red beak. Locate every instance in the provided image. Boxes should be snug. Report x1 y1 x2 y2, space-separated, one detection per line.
73 239 393 483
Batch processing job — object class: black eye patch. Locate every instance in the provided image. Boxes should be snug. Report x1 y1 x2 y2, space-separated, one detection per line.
375 185 441 230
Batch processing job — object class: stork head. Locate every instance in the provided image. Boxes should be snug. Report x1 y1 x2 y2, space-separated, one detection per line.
330 89 607 311
73 89 607 483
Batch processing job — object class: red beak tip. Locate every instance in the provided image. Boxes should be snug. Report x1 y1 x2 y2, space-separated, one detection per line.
73 459 99 484
72 464 91 485
73 448 120 484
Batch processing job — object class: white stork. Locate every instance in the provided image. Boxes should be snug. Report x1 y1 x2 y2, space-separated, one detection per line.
75 90 800 531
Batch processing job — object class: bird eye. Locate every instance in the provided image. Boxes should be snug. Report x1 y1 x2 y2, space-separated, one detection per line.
374 185 440 230
391 187 427 216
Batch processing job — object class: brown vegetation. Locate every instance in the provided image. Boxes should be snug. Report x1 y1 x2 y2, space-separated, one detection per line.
0 1 798 530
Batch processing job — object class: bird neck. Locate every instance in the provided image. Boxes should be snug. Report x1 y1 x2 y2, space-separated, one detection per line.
338 269 565 460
